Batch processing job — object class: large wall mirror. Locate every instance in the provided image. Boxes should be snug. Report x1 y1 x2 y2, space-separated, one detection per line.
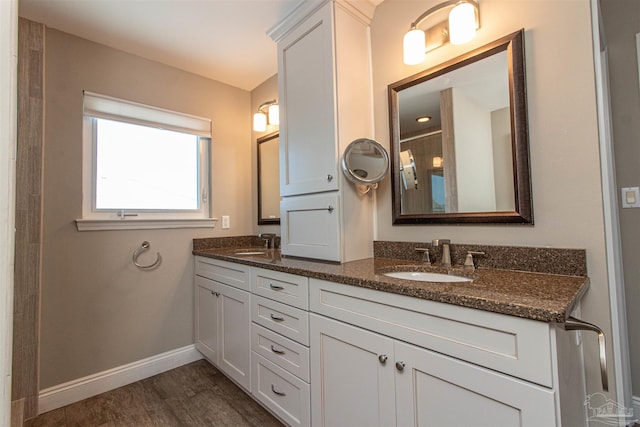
388 29 533 224
258 132 280 225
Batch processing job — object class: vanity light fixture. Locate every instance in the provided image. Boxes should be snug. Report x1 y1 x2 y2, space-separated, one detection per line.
253 99 279 132
403 0 480 65
416 115 432 123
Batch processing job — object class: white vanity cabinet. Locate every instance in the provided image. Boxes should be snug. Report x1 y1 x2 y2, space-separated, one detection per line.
250 267 312 427
309 278 586 427
194 257 251 391
193 255 587 426
273 0 376 262
310 314 557 427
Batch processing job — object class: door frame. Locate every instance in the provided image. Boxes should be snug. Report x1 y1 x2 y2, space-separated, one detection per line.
0 0 18 424
591 0 633 411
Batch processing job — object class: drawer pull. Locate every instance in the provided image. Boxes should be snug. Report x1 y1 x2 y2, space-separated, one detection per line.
395 361 405 372
269 283 284 290
271 384 286 396
271 345 286 355
210 291 220 297
270 313 285 322
378 354 388 364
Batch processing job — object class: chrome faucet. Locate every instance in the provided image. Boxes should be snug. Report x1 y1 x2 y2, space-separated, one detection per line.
259 233 276 249
414 247 431 265
432 239 451 267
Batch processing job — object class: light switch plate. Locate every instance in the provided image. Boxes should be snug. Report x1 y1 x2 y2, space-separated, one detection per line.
621 187 640 208
222 215 230 229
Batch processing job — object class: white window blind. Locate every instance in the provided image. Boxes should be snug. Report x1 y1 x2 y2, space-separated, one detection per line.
83 91 212 138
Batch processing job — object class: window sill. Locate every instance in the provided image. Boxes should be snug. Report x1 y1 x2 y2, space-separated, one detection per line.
75 218 218 231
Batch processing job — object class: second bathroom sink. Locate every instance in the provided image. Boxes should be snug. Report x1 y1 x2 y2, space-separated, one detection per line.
383 271 472 283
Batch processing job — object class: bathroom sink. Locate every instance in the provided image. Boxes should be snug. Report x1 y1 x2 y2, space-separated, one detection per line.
234 250 267 256
383 271 472 283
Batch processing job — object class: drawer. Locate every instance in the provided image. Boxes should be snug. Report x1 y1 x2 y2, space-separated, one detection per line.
195 256 250 291
252 295 309 346
251 323 310 382
252 267 309 310
251 353 310 427
310 278 553 387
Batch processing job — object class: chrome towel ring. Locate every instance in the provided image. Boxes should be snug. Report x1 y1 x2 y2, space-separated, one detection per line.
132 241 162 270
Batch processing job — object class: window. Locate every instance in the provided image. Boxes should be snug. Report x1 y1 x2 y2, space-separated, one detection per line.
77 92 214 231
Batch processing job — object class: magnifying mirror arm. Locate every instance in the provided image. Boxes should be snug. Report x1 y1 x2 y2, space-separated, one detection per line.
355 183 379 197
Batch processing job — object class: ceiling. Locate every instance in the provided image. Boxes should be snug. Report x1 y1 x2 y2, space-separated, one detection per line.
18 0 305 91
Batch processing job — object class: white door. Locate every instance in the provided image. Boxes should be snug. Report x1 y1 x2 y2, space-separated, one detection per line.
394 341 557 427
310 314 396 427
218 282 251 391
278 3 338 196
195 276 220 363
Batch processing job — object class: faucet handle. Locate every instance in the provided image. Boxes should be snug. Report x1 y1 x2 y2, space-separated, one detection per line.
464 251 486 271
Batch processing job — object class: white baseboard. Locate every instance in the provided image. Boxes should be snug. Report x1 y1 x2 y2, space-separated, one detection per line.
38 345 203 414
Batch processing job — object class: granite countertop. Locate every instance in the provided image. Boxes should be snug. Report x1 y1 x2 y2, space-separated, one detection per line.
192 246 589 323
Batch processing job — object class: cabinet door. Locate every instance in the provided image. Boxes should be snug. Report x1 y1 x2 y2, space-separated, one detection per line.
310 314 396 427
280 193 340 262
218 282 251 391
195 276 220 363
394 341 557 427
278 3 338 196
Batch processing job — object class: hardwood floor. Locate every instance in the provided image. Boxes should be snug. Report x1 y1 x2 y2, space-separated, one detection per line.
25 359 284 427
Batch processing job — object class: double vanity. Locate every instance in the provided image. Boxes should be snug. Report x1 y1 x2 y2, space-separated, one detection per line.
192 237 592 426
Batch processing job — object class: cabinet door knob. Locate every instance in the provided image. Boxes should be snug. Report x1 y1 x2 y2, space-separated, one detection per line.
271 384 286 396
395 361 405 371
269 283 284 290
378 354 388 364
271 345 286 355
210 290 220 297
270 313 285 322
327 174 333 182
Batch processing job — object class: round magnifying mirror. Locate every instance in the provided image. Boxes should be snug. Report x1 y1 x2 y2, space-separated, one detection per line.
341 138 390 186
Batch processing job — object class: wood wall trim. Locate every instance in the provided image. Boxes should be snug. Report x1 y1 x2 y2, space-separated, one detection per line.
13 17 45 421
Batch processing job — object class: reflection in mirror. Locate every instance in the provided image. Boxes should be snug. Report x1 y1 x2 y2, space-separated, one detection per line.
389 29 532 224
341 138 390 186
258 132 280 225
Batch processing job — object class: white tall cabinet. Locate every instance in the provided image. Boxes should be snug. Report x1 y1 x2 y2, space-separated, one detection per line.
271 0 378 262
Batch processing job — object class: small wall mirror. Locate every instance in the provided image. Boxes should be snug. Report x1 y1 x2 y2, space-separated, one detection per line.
258 132 280 225
341 138 390 194
388 29 533 224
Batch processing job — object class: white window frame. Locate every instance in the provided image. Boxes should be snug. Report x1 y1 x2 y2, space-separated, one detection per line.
76 92 217 231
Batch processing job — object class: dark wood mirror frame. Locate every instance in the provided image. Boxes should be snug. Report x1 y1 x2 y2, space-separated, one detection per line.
257 132 280 225
388 29 533 224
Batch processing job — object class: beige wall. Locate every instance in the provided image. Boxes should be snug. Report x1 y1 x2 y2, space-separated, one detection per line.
251 74 281 236
601 0 640 396
40 28 253 388
371 0 614 399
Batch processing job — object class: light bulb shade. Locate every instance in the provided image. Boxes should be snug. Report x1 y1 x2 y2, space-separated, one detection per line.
448 2 477 45
403 28 426 65
268 104 279 126
253 112 267 132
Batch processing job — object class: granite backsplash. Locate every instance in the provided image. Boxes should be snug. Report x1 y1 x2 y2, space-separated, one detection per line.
192 236 586 277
